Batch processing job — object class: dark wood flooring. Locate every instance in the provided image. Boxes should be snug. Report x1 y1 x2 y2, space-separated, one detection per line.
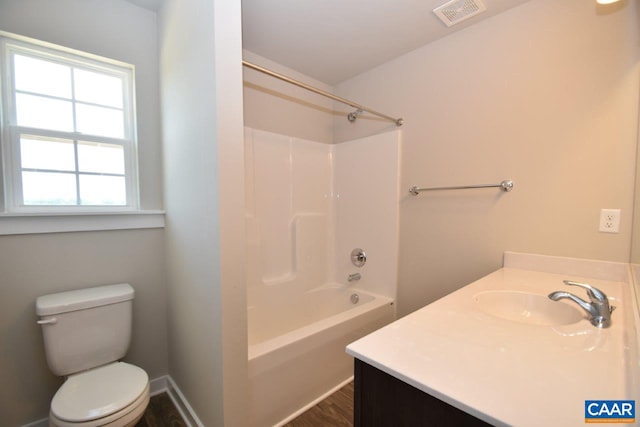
284 382 354 427
135 382 353 427
136 392 187 427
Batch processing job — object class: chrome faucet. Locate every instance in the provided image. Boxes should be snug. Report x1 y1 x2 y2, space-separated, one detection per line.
548 280 615 328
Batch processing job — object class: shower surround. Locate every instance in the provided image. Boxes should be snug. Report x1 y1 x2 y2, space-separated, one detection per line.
244 127 400 426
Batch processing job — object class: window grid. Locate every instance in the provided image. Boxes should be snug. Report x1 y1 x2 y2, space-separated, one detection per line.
0 34 138 212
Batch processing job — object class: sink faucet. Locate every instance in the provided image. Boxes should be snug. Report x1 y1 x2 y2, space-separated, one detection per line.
548 280 615 328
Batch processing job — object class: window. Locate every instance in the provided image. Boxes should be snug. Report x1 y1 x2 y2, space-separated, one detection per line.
0 34 138 212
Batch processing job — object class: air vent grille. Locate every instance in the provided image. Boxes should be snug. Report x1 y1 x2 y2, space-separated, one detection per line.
433 0 487 27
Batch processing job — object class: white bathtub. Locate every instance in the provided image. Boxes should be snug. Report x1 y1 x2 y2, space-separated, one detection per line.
247 284 395 426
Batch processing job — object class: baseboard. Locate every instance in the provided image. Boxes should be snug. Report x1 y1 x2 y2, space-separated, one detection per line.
147 375 204 427
273 376 354 427
21 375 203 427
21 417 48 427
166 376 205 427
149 375 169 396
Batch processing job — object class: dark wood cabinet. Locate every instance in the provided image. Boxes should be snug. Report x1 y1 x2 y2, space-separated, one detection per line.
354 359 493 427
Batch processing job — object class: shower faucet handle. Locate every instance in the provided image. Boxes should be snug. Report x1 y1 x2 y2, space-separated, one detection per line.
351 248 367 267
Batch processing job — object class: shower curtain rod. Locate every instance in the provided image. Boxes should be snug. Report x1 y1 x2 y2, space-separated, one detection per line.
242 60 404 126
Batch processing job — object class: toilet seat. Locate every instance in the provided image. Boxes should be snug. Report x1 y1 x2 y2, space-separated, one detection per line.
49 362 149 427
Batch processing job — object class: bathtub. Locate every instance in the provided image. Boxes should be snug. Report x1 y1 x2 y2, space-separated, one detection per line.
247 284 395 426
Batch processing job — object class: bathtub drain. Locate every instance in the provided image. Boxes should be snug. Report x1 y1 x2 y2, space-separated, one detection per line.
350 293 360 304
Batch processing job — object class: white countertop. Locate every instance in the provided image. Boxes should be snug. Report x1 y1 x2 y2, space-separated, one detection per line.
346 252 640 427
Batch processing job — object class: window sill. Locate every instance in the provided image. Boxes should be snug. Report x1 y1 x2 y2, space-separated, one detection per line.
0 210 165 235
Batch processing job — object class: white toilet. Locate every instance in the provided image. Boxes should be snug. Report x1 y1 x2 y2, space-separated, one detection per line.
36 284 150 427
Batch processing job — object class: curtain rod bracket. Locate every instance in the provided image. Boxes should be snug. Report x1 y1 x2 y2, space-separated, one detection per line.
347 109 363 123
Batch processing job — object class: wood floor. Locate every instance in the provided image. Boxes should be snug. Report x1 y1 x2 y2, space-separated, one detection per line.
135 382 353 427
284 382 354 427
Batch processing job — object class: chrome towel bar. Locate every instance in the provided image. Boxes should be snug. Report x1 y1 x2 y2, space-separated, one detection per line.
409 180 514 195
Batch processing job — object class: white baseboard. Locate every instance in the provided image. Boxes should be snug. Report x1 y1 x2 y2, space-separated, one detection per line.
21 417 48 427
274 376 354 427
149 375 169 396
166 376 204 427
22 375 202 427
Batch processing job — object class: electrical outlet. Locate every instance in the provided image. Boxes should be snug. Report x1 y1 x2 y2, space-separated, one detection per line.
599 209 621 233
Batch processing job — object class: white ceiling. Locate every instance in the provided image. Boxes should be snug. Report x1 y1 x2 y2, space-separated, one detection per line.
241 0 533 85
127 0 533 85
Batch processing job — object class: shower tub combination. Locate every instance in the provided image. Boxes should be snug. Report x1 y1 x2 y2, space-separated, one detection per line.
244 126 400 426
247 284 394 426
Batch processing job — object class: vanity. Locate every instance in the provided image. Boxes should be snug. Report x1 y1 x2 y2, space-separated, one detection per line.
346 252 640 426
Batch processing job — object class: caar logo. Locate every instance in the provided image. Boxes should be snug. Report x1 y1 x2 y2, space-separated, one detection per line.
585 400 635 423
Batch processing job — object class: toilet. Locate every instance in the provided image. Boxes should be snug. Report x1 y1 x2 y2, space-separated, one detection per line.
36 284 150 427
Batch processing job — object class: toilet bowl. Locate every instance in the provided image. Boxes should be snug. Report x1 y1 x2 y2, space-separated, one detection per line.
36 284 150 427
48 362 150 427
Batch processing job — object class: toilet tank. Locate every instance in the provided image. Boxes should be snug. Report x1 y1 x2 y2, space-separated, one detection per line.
36 284 134 376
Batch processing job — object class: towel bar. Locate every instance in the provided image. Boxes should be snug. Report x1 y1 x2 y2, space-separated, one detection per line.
409 180 514 195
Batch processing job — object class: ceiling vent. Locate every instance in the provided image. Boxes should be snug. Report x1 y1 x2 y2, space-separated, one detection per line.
433 0 487 27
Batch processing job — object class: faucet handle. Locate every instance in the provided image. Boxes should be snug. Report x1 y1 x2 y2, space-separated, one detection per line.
563 280 608 303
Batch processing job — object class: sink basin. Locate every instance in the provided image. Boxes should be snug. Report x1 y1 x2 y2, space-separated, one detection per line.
473 290 584 326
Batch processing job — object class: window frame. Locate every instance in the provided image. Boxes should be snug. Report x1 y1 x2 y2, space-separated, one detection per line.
0 32 140 213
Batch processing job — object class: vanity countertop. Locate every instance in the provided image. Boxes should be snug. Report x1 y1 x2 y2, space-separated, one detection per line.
346 252 640 427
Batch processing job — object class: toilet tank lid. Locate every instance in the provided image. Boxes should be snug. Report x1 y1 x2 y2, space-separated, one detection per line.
36 284 134 316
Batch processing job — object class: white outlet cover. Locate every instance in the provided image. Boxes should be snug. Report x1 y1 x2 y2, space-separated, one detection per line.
599 209 621 233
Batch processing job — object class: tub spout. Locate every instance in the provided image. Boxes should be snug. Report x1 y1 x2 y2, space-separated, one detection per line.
348 273 361 282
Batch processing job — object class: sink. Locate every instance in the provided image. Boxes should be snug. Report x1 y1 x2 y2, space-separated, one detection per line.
473 290 584 326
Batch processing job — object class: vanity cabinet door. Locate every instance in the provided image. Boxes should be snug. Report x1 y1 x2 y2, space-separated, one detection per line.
354 359 493 427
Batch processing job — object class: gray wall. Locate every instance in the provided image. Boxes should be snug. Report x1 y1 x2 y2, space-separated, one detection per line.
0 229 167 425
160 0 248 425
0 1 167 425
332 0 639 316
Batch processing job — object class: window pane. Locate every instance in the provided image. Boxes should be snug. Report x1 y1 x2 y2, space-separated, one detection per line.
75 103 124 138
4 37 137 211
77 141 125 174
79 175 126 205
20 135 76 172
74 69 124 108
14 54 71 99
22 171 77 205
16 93 73 132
